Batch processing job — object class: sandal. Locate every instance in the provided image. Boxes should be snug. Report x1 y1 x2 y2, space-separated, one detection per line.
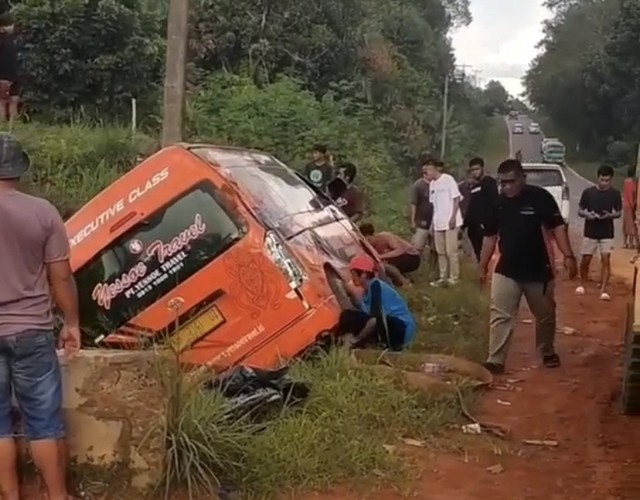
543 354 561 368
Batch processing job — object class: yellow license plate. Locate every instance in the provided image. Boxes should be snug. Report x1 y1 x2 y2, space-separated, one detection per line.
167 306 225 353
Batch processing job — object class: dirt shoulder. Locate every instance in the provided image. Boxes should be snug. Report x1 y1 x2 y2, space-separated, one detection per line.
300 264 640 500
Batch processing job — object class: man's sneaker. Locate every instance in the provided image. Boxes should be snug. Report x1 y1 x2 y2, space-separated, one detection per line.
600 291 611 301
575 286 585 295
482 362 505 375
543 354 561 368
430 279 447 287
447 278 459 285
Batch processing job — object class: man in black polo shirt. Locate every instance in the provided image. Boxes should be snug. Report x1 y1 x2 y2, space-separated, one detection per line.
478 159 577 374
464 156 498 261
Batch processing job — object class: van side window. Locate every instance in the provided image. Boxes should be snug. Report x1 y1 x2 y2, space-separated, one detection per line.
74 181 244 344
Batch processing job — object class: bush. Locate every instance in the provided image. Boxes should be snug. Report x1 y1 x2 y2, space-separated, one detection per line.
8 122 154 214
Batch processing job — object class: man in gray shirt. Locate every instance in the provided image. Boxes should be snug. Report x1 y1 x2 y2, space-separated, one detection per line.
0 133 80 500
409 158 435 252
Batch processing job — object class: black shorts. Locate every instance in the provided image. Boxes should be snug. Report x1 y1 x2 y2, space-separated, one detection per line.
384 253 421 275
337 309 407 351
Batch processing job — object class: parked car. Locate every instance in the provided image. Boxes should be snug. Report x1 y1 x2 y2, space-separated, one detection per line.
522 163 570 222
512 123 524 134
64 144 384 372
528 122 541 134
541 139 566 164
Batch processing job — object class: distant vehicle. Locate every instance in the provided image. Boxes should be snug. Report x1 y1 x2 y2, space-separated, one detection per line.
508 110 518 120
512 123 524 134
540 137 560 152
522 163 570 223
541 139 566 164
528 122 541 134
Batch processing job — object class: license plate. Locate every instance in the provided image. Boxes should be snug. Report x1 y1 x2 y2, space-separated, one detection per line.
167 306 225 353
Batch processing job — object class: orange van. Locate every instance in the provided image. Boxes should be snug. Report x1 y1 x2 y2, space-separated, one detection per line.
65 144 383 371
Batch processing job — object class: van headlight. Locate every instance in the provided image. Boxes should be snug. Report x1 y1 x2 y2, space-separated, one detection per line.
264 230 305 289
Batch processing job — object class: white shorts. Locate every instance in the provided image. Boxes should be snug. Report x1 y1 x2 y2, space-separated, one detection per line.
581 238 614 256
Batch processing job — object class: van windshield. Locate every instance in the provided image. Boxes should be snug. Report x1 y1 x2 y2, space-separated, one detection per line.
74 181 244 344
525 169 564 187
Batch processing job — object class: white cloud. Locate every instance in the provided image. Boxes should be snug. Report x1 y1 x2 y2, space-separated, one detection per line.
451 0 551 97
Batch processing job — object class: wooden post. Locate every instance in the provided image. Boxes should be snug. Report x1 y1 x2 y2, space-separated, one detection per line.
161 0 190 147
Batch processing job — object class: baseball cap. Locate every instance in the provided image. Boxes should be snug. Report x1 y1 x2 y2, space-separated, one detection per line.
0 133 30 180
349 254 376 273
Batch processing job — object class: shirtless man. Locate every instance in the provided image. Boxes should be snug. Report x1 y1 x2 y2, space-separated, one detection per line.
359 223 421 285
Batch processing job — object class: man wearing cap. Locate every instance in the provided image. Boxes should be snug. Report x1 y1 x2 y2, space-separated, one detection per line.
337 255 416 350
0 133 80 500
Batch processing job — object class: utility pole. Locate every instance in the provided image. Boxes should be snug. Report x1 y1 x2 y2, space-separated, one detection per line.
161 0 190 147
440 63 475 158
440 74 449 159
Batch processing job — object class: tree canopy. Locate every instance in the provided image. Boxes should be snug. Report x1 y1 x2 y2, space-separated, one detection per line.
524 0 640 158
6 0 507 169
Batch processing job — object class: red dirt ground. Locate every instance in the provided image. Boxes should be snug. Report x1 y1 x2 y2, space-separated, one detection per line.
300 256 640 500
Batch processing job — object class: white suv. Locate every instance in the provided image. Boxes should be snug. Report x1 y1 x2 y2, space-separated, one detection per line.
522 163 570 223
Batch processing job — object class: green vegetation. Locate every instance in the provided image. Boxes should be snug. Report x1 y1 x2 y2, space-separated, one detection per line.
161 263 488 499
525 0 640 168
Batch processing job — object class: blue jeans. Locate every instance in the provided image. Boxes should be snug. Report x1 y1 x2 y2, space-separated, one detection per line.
0 330 65 440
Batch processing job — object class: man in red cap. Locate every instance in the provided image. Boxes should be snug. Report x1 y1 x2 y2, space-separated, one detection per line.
336 255 416 350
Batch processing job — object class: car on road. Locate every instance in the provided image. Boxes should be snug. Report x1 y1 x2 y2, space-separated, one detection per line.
541 139 566 164
528 122 541 134
540 137 560 152
508 110 519 120
512 123 524 134
522 163 570 223
64 143 383 372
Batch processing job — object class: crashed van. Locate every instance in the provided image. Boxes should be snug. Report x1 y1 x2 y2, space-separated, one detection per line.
64 144 383 372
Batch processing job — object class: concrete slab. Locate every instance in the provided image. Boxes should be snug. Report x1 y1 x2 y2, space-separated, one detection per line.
15 350 167 492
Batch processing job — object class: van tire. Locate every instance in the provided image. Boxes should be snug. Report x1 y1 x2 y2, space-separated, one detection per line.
326 269 356 310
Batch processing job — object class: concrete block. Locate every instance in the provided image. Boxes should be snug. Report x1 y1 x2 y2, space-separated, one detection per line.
16 349 167 493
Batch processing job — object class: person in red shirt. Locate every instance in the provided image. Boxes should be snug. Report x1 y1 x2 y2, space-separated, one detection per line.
623 166 637 249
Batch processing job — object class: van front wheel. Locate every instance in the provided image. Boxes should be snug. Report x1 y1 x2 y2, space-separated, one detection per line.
326 269 356 310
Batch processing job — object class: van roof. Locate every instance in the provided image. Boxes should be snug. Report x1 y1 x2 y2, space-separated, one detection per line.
522 162 564 172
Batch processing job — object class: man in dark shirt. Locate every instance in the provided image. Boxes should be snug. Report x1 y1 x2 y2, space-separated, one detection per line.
409 158 435 252
304 144 334 193
478 159 577 374
463 157 498 261
327 162 365 222
575 165 621 301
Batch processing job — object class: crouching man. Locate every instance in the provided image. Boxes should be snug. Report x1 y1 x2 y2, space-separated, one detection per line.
337 255 416 350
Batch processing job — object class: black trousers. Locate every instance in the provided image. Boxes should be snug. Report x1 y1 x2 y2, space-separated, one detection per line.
385 253 421 275
337 309 407 351
466 223 484 261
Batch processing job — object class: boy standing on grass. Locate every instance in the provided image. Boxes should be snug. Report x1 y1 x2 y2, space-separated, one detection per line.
575 165 621 301
339 255 416 351
0 133 80 500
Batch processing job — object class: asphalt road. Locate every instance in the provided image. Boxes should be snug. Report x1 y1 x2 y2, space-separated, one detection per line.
505 115 622 251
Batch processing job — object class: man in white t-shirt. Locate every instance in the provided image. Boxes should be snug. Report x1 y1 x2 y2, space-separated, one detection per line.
424 160 463 285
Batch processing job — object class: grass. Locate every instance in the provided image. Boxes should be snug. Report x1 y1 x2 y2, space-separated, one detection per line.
477 115 510 172
160 263 488 499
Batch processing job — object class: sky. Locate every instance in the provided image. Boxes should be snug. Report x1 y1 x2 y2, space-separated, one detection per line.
451 0 551 98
